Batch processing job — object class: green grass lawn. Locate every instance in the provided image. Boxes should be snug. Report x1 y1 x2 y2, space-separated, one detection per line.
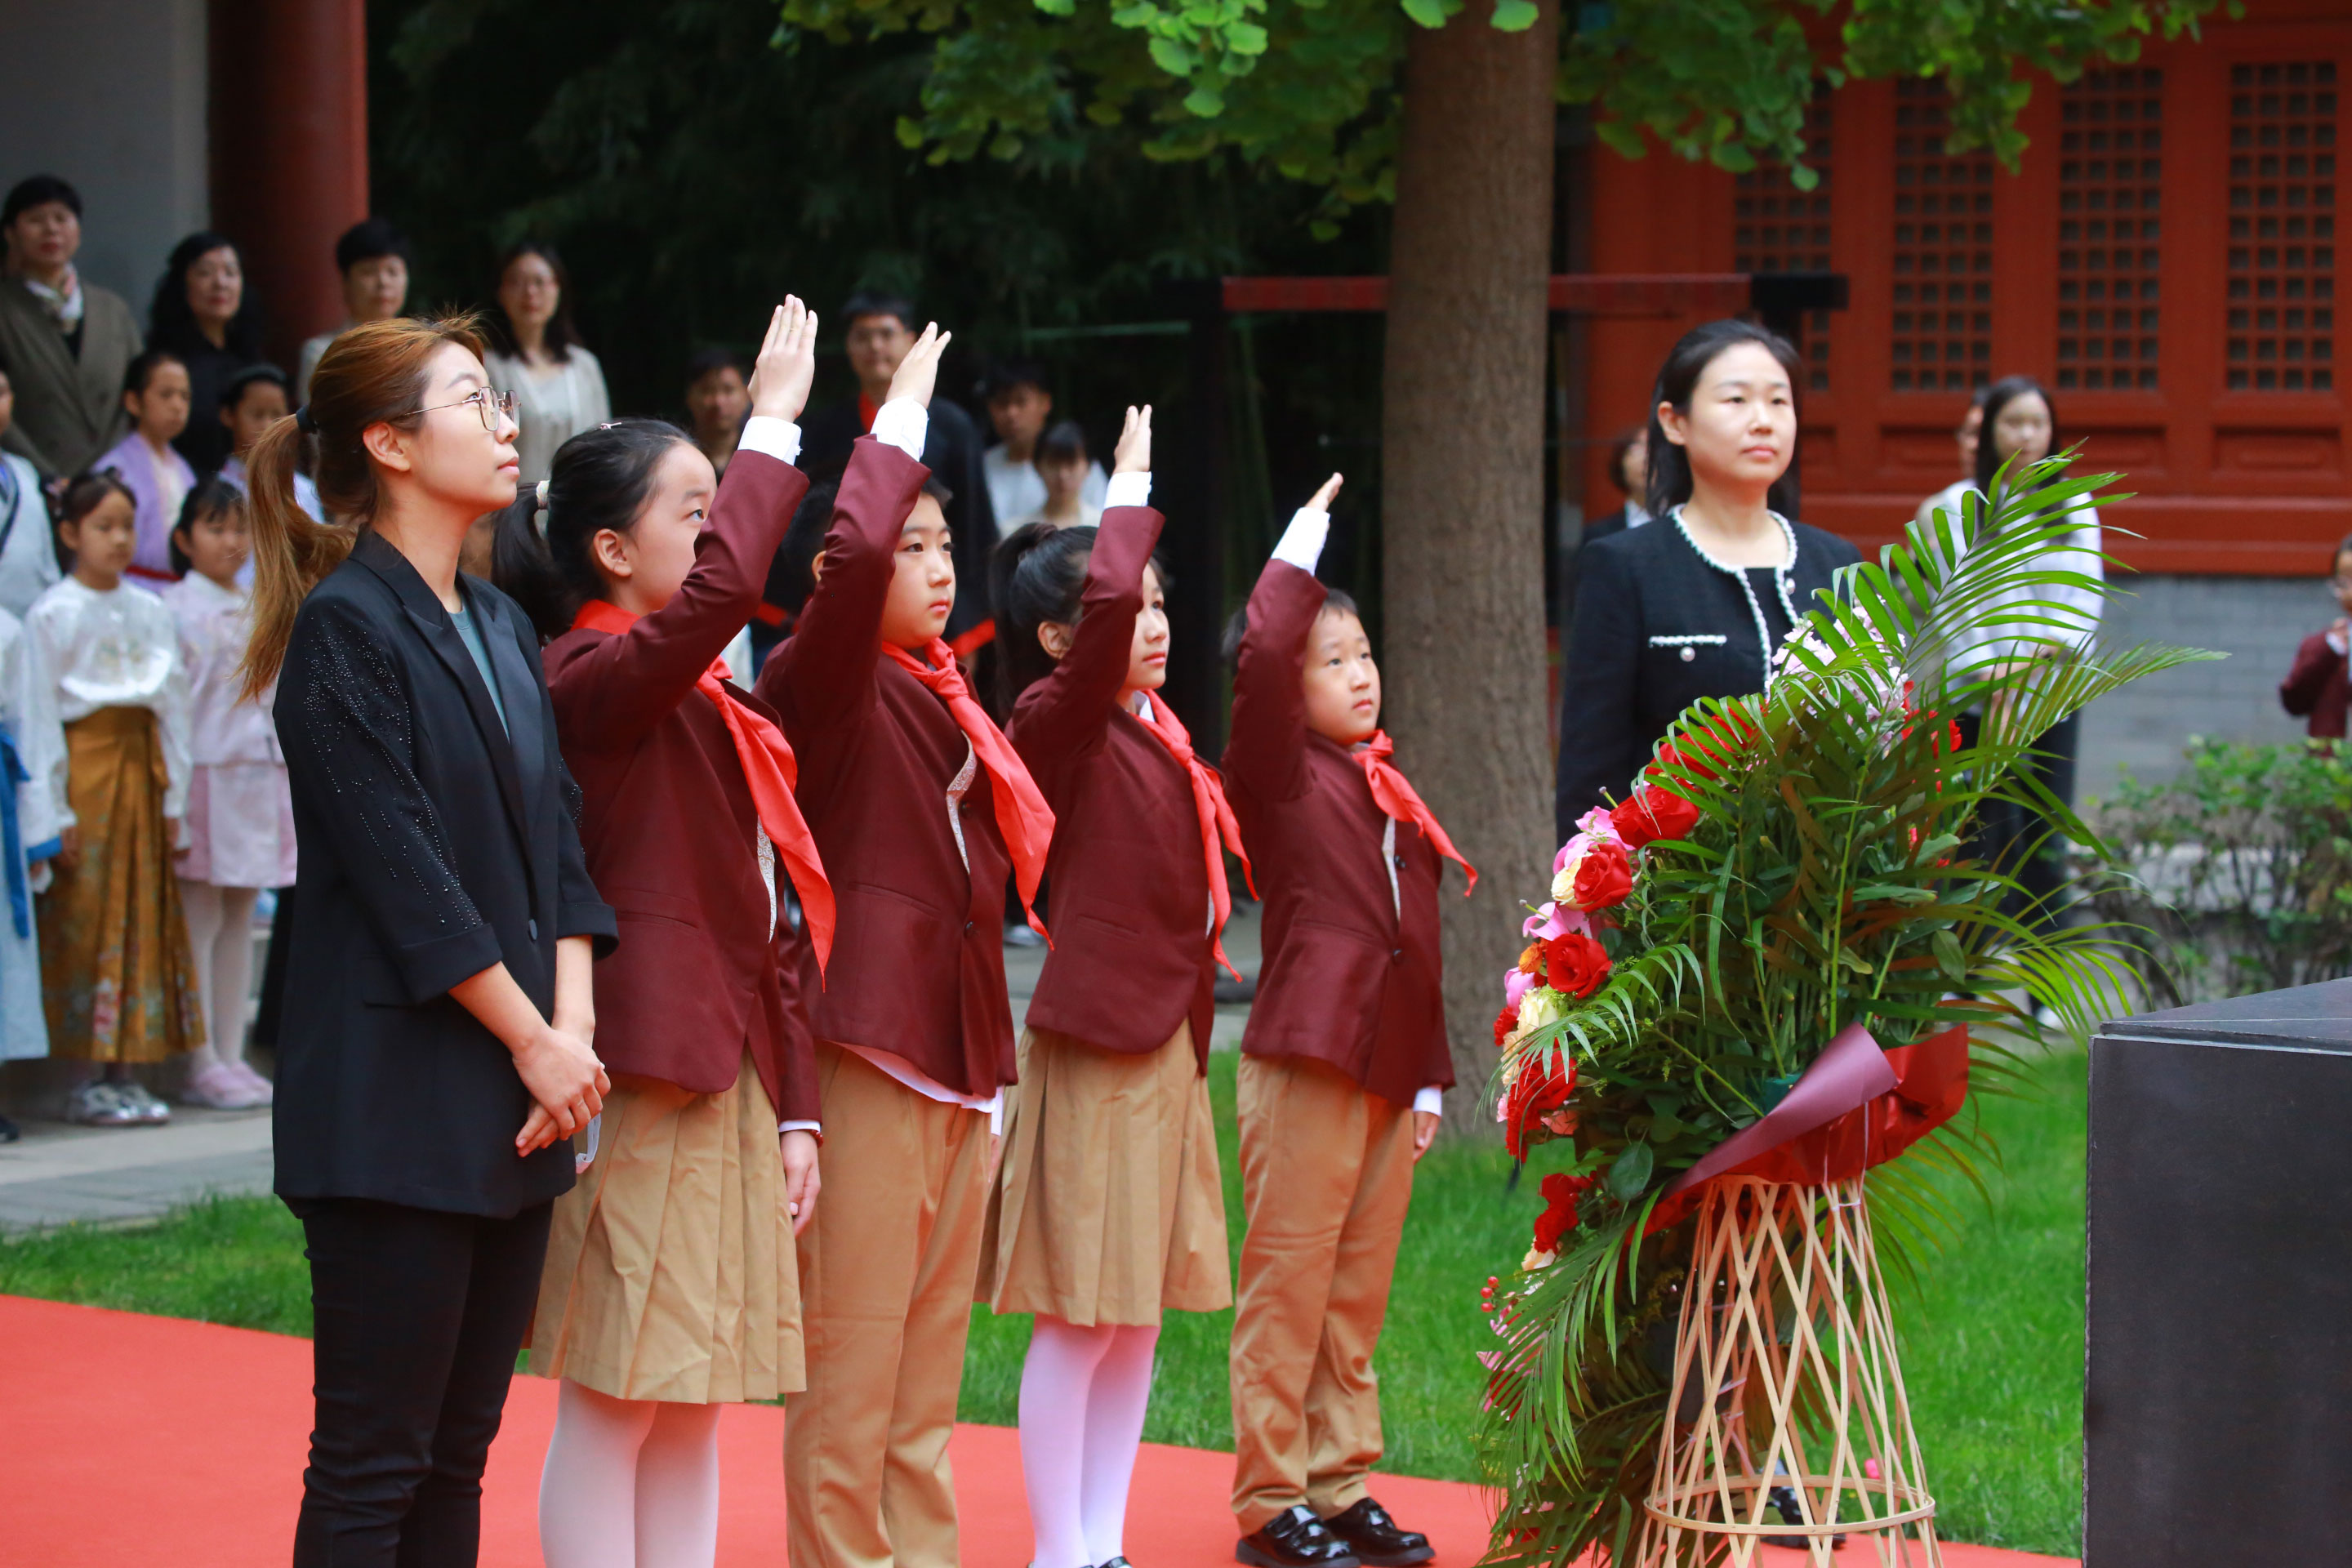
0 1051 2087 1556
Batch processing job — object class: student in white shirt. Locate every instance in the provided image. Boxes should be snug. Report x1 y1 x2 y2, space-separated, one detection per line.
982 360 1105 528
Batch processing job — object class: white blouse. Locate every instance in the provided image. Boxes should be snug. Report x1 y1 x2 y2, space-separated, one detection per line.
23 577 191 818
161 572 280 768
486 346 612 487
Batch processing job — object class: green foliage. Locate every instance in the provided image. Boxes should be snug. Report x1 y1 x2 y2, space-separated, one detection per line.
778 0 2230 230
2087 737 2352 1004
1473 459 2218 1564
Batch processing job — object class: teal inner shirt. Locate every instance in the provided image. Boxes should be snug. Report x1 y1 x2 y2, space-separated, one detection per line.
449 595 509 733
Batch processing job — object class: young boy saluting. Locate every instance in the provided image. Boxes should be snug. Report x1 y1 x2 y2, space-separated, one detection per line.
1221 474 1471 1568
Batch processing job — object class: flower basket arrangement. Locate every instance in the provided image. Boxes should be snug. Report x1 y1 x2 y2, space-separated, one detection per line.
1477 459 2216 1567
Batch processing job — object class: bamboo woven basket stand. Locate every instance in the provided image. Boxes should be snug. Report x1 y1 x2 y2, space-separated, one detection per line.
1637 1176 1942 1567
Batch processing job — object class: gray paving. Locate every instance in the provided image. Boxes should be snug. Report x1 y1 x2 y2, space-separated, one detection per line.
0 904 1267 1236
0 1106 274 1236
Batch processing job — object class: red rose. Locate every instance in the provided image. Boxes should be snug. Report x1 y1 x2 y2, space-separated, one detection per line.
1570 838 1634 911
1493 1002 1519 1050
1610 786 1699 849
1504 1048 1578 1160
1533 1171 1598 1254
1541 932 1611 1000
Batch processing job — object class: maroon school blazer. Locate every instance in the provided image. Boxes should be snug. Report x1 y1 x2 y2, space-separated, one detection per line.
753 436 1018 1099
1223 559 1455 1107
1007 504 1215 1067
541 447 820 1123
2280 631 2350 741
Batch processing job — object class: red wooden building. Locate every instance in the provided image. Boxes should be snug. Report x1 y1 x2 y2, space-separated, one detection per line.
1576 0 2347 576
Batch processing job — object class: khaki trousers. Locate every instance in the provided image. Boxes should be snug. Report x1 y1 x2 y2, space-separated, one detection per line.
786 1044 994 1568
1228 1054 1419 1535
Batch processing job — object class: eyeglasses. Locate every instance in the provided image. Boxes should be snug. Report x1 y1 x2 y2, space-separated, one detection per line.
415 388 515 433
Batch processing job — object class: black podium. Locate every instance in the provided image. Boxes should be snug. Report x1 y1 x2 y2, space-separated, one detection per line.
2087 979 2352 1565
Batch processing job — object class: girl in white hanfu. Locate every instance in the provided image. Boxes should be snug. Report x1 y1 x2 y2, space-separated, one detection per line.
162 478 290 1109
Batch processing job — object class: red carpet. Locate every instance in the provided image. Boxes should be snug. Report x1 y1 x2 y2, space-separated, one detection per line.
2 1294 2072 1567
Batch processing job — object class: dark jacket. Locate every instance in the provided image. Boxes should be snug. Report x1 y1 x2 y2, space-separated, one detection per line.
799 396 997 641
542 447 820 1122
1556 513 1860 839
754 436 1018 1098
1007 502 1216 1067
1224 559 1454 1108
272 529 616 1217
2281 631 2350 741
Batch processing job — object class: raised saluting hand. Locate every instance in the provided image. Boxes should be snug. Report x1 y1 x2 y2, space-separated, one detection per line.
885 322 951 410
1112 404 1153 476
748 296 821 425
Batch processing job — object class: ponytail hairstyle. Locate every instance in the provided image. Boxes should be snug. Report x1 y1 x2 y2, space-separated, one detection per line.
1643 318 1805 521
491 418 694 640
990 520 1173 711
240 314 489 699
991 522 1095 710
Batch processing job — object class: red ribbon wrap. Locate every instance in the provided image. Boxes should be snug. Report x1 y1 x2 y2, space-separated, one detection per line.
1642 1022 1970 1236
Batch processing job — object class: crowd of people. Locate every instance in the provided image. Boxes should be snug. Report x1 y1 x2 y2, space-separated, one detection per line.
5 157 2350 1568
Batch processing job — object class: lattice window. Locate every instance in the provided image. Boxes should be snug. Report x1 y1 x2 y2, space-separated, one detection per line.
1735 92 1834 392
2058 70 2163 390
2228 61 2337 392
1890 80 1994 392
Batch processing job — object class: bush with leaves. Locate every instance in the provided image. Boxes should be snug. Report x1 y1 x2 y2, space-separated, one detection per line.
2087 737 2352 1007
1475 460 2217 1566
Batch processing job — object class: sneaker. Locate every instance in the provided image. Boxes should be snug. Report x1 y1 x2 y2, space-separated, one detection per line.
67 1080 141 1127
184 1062 267 1111
114 1080 172 1125
227 1061 275 1106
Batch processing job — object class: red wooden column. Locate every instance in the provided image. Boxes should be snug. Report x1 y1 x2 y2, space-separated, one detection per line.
207 0 370 372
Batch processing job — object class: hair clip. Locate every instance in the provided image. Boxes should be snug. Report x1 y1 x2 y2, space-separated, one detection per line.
536 479 551 508
293 404 319 434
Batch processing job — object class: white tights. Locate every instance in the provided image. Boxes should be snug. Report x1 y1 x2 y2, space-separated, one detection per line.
177 882 259 1072
1018 1316 1160 1568
539 1378 724 1568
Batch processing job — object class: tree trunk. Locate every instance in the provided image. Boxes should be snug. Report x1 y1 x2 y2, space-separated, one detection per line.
1380 0 1560 1134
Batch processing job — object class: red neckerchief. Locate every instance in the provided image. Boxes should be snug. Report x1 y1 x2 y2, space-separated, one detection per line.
571 600 836 973
1136 691 1256 980
1352 731 1477 894
884 639 1055 940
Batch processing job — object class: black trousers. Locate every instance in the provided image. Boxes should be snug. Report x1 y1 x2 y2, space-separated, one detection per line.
289 1196 553 1568
1962 710 2082 929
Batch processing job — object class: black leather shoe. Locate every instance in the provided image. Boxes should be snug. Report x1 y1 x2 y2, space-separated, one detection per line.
1320 1499 1432 1567
1238 1505 1361 1568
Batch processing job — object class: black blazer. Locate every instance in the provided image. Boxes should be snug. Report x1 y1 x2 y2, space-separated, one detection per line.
1555 514 1860 839
271 529 616 1217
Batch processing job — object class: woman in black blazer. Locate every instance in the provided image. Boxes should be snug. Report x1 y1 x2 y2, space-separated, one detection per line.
1555 321 1860 840
241 315 616 1568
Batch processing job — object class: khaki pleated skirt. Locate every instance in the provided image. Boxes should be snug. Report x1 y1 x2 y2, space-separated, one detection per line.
529 1051 804 1403
978 1019 1232 1326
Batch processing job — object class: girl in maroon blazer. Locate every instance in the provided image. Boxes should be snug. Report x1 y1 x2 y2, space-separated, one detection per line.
750 323 1057 1568
1219 475 1472 1568
976 406 1236 1568
488 301 834 1568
